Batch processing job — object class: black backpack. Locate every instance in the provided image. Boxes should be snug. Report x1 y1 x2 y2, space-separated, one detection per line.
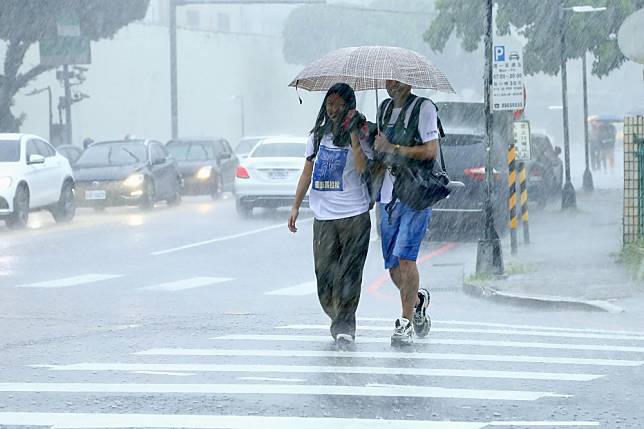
378 95 451 213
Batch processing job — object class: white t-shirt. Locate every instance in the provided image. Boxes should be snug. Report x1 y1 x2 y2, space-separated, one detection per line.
305 132 373 220
379 98 439 204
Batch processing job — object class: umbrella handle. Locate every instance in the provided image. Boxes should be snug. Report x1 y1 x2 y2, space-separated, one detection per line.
374 86 381 134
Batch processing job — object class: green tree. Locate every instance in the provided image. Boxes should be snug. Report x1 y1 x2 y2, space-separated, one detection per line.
0 0 149 132
425 0 644 78
282 0 434 65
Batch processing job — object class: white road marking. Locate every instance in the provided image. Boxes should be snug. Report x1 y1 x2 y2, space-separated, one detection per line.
151 219 312 256
213 334 644 353
138 277 234 291
136 348 644 367
279 324 644 341
238 377 307 383
35 362 601 382
0 413 600 429
359 318 644 337
0 382 565 401
265 281 316 296
15 274 123 289
133 371 195 377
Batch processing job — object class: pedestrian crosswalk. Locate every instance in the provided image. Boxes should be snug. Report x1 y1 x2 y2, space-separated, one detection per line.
1 317 640 428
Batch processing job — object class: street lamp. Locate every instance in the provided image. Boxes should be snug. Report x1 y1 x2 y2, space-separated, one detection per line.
25 86 53 143
559 3 607 206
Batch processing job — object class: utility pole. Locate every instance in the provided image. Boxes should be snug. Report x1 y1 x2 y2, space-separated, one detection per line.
63 65 73 146
168 0 325 139
582 51 594 191
170 0 178 140
476 0 504 275
559 1 577 210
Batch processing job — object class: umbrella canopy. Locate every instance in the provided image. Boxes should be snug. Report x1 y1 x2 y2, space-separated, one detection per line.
289 46 455 93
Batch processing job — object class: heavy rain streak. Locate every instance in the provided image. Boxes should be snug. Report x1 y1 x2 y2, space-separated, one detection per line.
1 0 643 428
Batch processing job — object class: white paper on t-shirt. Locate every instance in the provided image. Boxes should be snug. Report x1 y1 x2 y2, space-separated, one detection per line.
379 98 440 204
304 133 371 220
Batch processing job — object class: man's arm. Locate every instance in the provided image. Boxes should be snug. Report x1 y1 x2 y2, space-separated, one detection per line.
375 136 437 160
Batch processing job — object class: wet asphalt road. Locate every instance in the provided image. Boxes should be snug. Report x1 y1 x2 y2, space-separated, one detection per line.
0 194 642 428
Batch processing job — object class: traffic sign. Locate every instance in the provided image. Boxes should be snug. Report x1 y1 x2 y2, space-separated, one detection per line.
492 44 524 111
513 120 531 161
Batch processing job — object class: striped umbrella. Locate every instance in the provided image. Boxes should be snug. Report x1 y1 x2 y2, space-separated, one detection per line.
289 46 455 93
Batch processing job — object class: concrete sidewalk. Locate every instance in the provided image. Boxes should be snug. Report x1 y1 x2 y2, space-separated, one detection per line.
464 187 641 313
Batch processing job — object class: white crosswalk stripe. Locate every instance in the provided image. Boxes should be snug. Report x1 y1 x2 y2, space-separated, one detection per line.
265 281 316 296
5 317 631 428
138 277 234 291
212 334 644 353
14 274 123 289
135 348 644 367
279 324 644 341
0 413 601 429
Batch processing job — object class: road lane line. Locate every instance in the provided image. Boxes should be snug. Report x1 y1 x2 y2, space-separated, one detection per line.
278 324 644 342
0 382 566 401
133 371 195 377
14 274 123 289
265 281 316 296
35 362 602 382
212 334 644 353
135 348 644 367
358 318 644 336
138 277 234 291
151 219 313 256
238 377 307 383
0 413 597 429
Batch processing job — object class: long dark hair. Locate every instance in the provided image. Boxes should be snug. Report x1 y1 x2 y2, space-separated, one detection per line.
311 83 357 149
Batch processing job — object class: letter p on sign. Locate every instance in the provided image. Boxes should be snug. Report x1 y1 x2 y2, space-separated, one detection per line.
494 46 505 62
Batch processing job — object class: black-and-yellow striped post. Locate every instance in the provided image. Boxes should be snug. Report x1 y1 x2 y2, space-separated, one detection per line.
518 161 530 244
508 144 518 255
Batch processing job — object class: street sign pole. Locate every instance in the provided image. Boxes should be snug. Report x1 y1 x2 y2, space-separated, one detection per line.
560 2 577 210
63 65 73 146
476 0 504 275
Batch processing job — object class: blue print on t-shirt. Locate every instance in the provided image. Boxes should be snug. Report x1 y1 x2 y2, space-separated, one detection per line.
312 145 348 191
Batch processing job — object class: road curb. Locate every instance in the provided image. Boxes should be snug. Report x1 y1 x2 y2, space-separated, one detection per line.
463 281 625 314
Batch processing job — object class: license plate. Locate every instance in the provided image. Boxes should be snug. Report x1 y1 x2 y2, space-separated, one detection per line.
268 170 289 179
85 190 106 200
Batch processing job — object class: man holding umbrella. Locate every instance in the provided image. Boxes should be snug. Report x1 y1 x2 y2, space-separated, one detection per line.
375 79 439 346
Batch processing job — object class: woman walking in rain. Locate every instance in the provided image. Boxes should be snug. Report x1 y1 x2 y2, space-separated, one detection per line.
288 83 372 350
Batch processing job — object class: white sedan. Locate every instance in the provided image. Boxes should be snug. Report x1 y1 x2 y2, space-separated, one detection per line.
0 133 76 229
234 136 308 216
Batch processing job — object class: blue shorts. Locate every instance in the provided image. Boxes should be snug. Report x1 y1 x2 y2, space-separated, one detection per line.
379 202 432 270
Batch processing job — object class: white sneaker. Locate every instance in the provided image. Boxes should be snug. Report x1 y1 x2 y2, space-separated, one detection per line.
335 334 354 350
391 318 413 346
413 288 431 338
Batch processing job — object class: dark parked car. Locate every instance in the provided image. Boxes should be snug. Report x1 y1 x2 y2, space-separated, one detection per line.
428 102 513 238
56 144 83 166
166 137 238 199
524 132 563 208
73 139 182 210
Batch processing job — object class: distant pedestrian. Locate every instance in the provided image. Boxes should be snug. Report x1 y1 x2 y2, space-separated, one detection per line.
589 118 601 171
374 79 438 346
288 83 372 350
82 137 94 150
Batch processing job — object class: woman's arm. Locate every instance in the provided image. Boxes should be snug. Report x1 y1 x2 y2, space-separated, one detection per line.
350 132 368 174
288 160 314 233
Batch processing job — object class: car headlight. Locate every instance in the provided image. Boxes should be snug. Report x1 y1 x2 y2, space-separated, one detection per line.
123 173 145 188
0 177 12 190
196 166 212 180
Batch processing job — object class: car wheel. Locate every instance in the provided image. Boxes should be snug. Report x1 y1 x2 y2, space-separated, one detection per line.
167 177 182 207
51 181 76 223
210 175 223 200
140 179 155 210
236 198 252 217
6 185 29 229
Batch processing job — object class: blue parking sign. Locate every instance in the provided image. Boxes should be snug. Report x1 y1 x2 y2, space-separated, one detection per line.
494 45 505 62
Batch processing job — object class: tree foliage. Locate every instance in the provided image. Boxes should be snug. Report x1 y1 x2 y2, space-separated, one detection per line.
425 0 644 78
0 0 149 132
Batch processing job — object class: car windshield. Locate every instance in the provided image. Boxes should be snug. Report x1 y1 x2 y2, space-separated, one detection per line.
75 142 147 166
0 139 20 162
235 137 264 154
167 142 214 160
251 142 305 158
